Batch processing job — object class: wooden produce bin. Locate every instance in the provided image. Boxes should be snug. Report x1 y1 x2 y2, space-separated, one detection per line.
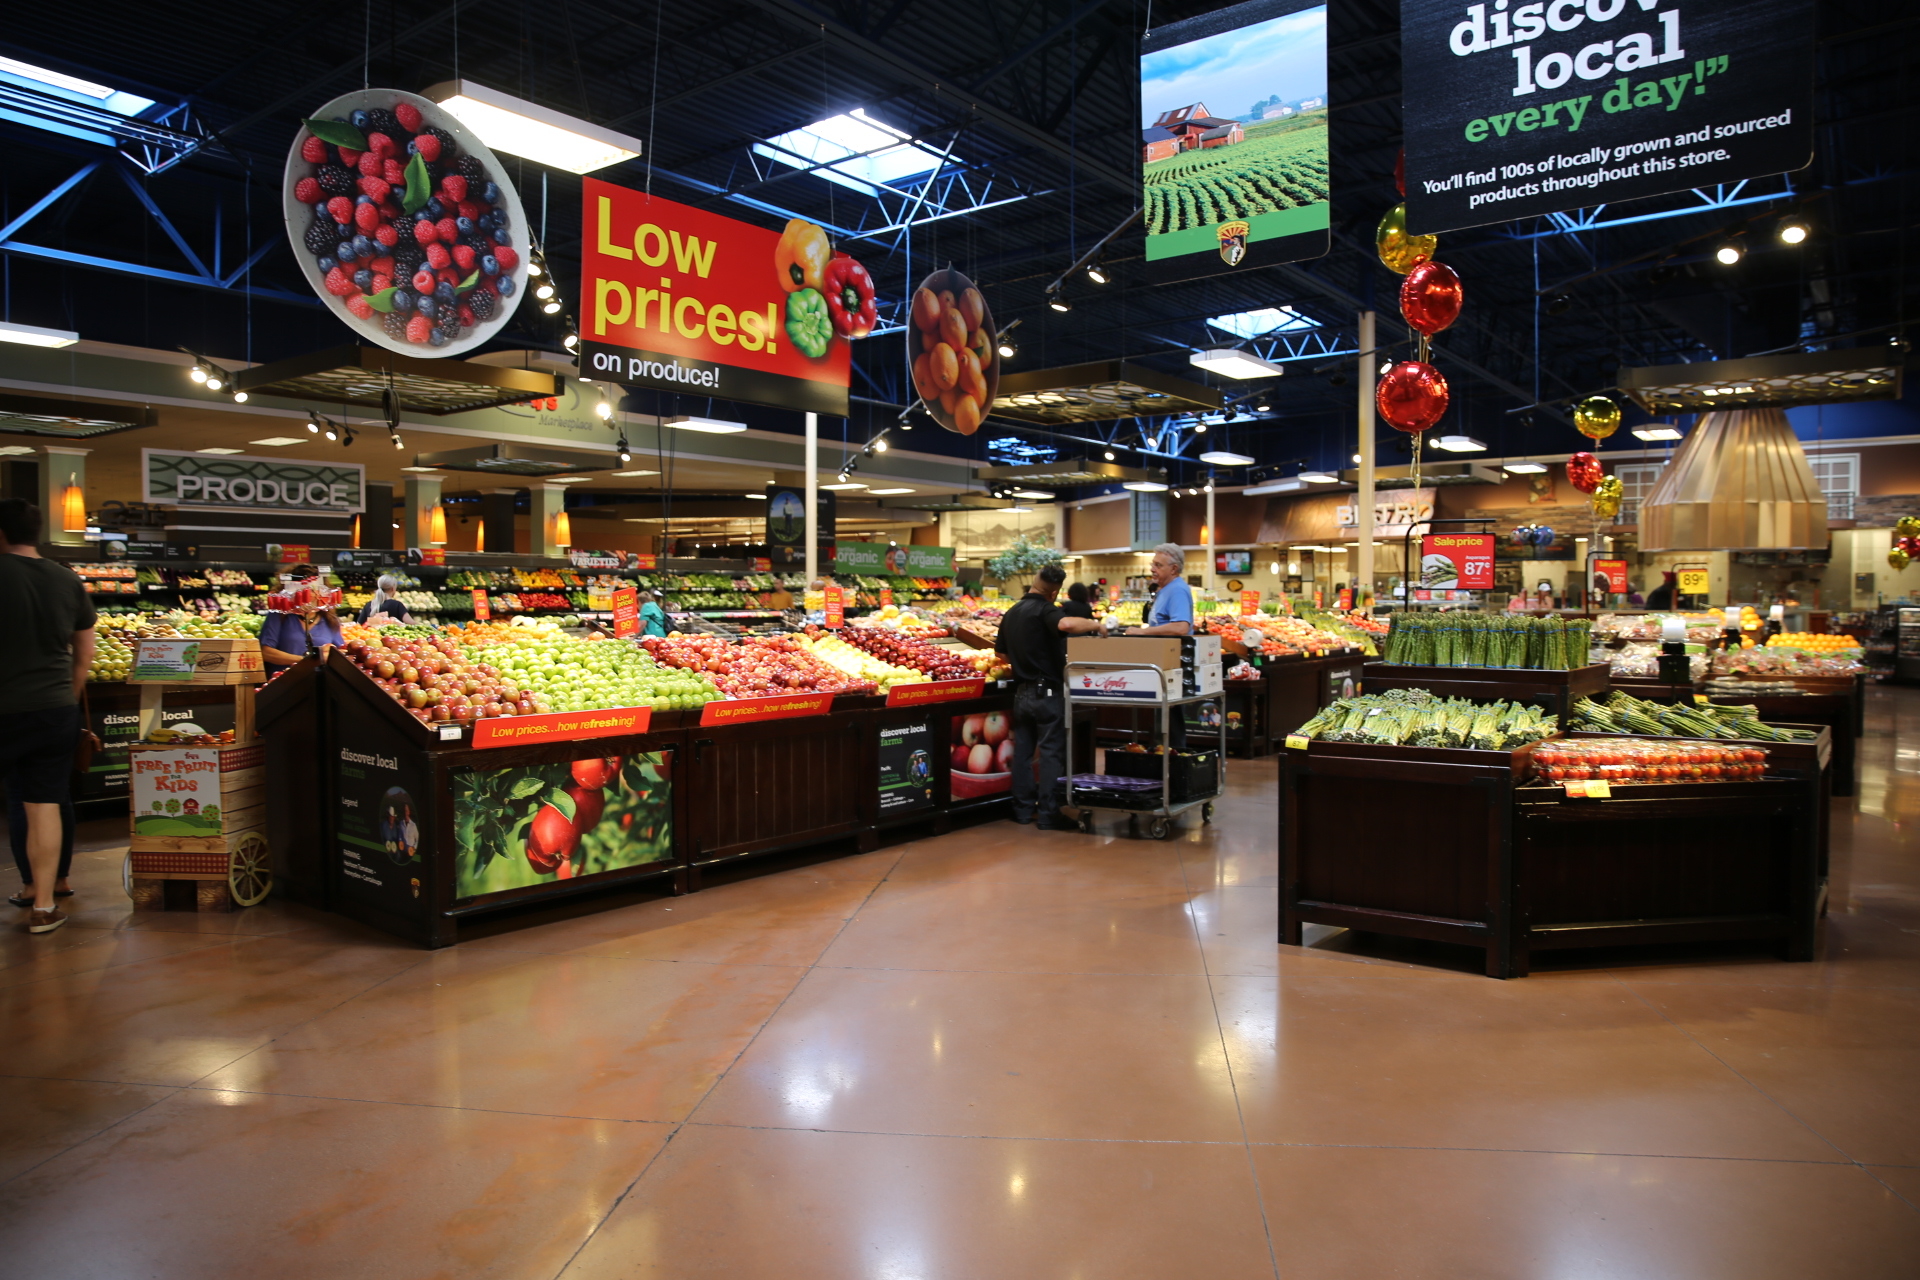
1360 662 1608 724
1614 676 1859 797
1279 737 1821 978
127 740 270 912
1262 651 1367 751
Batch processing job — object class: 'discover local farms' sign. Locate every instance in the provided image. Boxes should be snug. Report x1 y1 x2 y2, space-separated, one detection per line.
580 178 874 416
1401 0 1814 233
144 449 365 514
832 542 955 575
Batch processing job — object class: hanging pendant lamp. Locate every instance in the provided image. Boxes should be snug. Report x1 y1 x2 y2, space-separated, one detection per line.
1637 407 1827 550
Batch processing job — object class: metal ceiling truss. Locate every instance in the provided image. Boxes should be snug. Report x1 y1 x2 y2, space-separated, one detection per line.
0 79 219 175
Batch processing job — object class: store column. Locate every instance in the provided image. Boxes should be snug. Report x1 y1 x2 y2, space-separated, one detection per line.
403 476 443 552
528 484 568 557
36 445 90 547
479 490 517 553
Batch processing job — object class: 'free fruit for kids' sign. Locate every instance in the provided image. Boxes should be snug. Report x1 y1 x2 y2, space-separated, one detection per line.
1400 0 1814 233
579 177 875 416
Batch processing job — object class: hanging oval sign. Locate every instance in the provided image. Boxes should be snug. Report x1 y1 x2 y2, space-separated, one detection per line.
283 89 529 357
907 266 998 436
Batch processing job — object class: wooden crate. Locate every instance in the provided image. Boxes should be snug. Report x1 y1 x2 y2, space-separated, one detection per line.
128 740 269 912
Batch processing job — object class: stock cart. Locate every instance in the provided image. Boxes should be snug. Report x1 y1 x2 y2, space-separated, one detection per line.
1063 659 1226 840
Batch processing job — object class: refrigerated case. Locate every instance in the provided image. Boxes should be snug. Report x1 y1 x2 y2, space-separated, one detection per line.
1897 607 1920 683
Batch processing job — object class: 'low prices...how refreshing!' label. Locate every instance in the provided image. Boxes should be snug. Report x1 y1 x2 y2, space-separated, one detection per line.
698 692 834 727
471 707 653 749
885 678 984 708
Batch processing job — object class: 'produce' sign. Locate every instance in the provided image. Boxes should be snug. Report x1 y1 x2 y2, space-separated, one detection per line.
1401 0 1814 233
580 178 871 416
146 449 365 514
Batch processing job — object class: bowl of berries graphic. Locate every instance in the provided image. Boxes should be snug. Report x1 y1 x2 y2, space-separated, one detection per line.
283 89 529 357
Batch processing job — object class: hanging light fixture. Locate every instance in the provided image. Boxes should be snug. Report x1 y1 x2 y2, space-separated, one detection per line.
429 504 448 545
60 473 86 532
1639 406 1827 550
552 510 572 547
1777 216 1810 245
1714 235 1746 266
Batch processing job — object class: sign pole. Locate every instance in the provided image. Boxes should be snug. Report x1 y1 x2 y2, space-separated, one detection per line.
804 411 818 594
1356 310 1376 608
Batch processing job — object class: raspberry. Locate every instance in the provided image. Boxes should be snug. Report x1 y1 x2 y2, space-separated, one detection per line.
354 153 378 179
491 245 519 273
440 175 468 204
395 102 423 133
354 202 380 233
293 177 322 205
339 146 363 166
437 266 461 285
412 218 438 245
412 269 437 293
374 224 399 248
370 256 396 276
412 133 442 162
366 132 395 158
301 135 329 164
345 294 375 320
326 196 354 224
452 244 477 272
406 314 433 343
357 176 390 202
370 272 393 293
425 243 451 269
457 304 476 327
323 267 358 297
457 201 482 222
384 158 407 185
435 217 459 243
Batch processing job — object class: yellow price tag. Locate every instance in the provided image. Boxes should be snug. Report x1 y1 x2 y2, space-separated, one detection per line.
1694 693 1709 705
1677 570 1710 594
1285 735 1311 751
1588 779 1612 798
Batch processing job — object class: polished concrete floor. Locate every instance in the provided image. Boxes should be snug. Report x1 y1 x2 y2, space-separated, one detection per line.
4 692 1920 1277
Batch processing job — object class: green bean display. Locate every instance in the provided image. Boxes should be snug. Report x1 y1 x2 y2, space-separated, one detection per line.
1381 613 1593 670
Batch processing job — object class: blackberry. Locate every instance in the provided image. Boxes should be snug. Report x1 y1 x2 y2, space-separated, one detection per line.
316 164 354 196
363 108 401 139
303 219 337 257
436 309 462 337
382 310 410 340
457 155 485 182
467 289 496 321
393 244 424 278
425 127 456 156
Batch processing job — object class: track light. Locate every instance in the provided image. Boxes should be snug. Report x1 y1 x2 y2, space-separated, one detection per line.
542 299 562 314
341 424 355 447
616 436 631 463
391 433 405 450
188 364 207 384
306 412 321 435
1193 421 1207 434
535 281 555 300
323 423 338 441
1047 288 1070 313
873 437 888 453
1086 262 1110 285
231 389 248 403
204 373 224 392
1256 401 1270 412
1103 449 1115 461
528 254 545 278
594 398 613 420
1777 216 1810 245
1545 294 1572 316
997 336 1018 358
1714 235 1746 266
563 326 579 350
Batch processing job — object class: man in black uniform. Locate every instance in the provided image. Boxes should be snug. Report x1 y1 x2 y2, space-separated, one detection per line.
995 564 1102 828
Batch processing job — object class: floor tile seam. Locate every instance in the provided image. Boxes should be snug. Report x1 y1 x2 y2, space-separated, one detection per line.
1861 1167 1920 1216
551 862 904 1280
1612 975 1873 1169
806 961 1218 978
0 1083 186 1191
676 1120 1251 1146
1179 846 1283 1280
168 1082 681 1125
0 935 244 990
1244 1139 1860 1165
423 947 820 971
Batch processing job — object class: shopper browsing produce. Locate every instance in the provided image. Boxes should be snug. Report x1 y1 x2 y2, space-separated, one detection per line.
259 566 344 673
995 564 1103 829
357 574 414 625
1125 544 1194 638
638 589 670 638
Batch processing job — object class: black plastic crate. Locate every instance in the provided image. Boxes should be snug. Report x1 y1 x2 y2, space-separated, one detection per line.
1101 748 1221 802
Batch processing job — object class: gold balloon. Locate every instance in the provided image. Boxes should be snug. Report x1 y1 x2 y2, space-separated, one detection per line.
1891 548 1912 572
1573 395 1622 440
1898 516 1920 537
1376 203 1437 275
1591 475 1623 518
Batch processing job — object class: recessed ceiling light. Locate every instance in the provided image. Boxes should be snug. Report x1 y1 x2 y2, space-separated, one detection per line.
743 492 769 499
865 487 917 495
423 80 644 174
0 320 79 348
0 445 36 456
664 415 748 434
1188 349 1287 380
1011 489 1055 499
1431 435 1486 453
1504 461 1548 474
249 437 305 447
999 505 1032 513
1632 424 1684 441
1299 469 1340 483
610 469 661 477
820 482 868 490
1122 481 1170 492
400 466 442 473
1198 450 1255 466
196 447 244 454
549 476 593 482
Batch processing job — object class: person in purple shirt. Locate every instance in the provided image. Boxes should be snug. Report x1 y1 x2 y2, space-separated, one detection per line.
258 564 344 673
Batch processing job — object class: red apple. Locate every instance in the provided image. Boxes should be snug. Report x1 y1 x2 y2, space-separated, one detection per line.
981 712 1010 746
995 738 1015 772
951 744 972 771
960 714 985 746
967 743 995 774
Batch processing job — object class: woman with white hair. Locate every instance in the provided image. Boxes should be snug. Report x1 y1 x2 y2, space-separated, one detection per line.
357 574 413 625
1126 542 1194 638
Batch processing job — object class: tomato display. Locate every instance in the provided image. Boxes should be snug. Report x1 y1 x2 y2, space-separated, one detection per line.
1531 738 1769 784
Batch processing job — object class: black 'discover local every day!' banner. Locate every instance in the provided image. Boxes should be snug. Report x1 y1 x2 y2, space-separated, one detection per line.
1401 0 1814 234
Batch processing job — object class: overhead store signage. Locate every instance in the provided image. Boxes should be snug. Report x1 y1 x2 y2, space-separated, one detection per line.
1419 532 1496 589
145 449 365 514
766 484 834 557
580 178 875 416
1401 0 1815 233
832 542 955 575
1140 0 1330 285
1337 487 1434 538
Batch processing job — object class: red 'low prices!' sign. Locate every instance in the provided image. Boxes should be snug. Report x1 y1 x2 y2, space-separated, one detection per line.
699 692 834 727
579 178 856 416
611 586 639 638
471 706 653 749
1419 533 1496 590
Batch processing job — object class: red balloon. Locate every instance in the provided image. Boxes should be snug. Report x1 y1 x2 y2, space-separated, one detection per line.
1566 451 1603 494
1394 148 1405 197
1400 261 1463 336
1376 361 1449 433
1904 535 1920 556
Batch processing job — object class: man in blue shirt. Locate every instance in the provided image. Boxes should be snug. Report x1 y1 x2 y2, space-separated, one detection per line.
1127 543 1193 637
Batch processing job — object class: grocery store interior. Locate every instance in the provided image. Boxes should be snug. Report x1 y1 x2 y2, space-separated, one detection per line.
2 0 1919 1274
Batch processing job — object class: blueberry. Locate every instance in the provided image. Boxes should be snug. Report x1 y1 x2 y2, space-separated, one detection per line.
356 193 374 205
351 109 371 129
428 329 448 347
353 268 374 291
336 241 359 262
317 256 337 274
481 254 499 276
492 208 510 229
335 221 354 240
497 277 515 297
392 289 414 311
493 228 512 246
313 200 331 219
435 282 457 303
483 182 500 204
456 216 475 235
417 296 437 318
426 198 445 219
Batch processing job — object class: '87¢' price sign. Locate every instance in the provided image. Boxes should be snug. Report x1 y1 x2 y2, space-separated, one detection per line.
1401 0 1814 233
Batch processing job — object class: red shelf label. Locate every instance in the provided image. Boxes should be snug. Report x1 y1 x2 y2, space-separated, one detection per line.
698 691 833 726
611 586 639 638
885 678 984 708
824 584 844 630
471 588 491 621
470 706 652 749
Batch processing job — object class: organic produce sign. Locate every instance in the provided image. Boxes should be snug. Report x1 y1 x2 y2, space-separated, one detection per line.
283 90 529 355
1140 0 1330 285
906 267 998 435
1401 0 1815 233
581 178 870 415
146 449 365 514
452 752 673 899
1419 532 1495 590
878 721 936 814
834 542 955 574
470 706 653 749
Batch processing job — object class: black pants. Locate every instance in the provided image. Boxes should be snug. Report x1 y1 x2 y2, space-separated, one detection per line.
9 797 74 883
1011 684 1065 821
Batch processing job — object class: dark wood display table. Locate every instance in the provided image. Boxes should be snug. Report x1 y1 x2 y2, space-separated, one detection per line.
1279 736 1821 978
1611 675 1859 797
1360 662 1609 724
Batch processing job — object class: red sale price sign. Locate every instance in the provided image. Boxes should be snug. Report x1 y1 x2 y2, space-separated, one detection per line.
1420 533 1496 591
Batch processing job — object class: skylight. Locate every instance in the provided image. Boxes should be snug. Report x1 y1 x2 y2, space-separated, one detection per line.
0 56 155 148
1205 307 1317 340
754 110 953 197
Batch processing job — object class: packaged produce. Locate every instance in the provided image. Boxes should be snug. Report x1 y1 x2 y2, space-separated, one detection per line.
1572 691 1816 742
1381 612 1592 669
1290 688 1555 750
1532 737 1769 783
1606 641 1708 680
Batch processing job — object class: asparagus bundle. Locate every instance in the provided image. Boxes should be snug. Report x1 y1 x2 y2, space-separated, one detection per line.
1383 613 1596 670
1571 692 1816 742
1289 690 1556 750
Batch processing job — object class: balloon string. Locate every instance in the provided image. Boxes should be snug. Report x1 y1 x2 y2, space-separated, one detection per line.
1412 431 1422 489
